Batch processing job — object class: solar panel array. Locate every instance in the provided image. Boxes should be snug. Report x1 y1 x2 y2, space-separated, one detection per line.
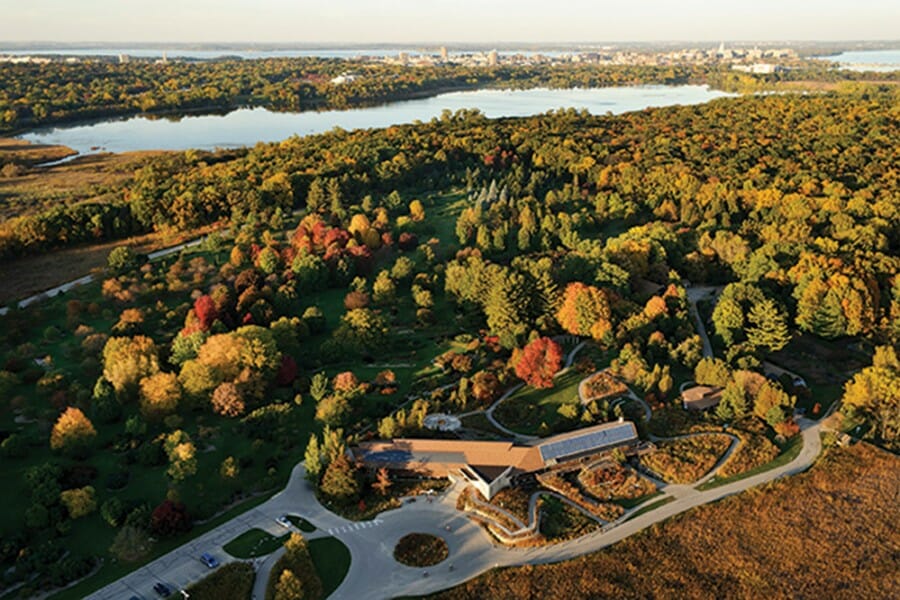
538 424 636 463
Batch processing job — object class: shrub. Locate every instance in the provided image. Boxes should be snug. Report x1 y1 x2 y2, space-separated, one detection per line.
393 533 448 567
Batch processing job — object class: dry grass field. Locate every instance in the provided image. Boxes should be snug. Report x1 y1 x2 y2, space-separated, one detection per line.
434 443 900 599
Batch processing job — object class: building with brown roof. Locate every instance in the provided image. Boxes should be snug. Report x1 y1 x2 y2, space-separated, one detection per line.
682 385 723 411
355 420 638 499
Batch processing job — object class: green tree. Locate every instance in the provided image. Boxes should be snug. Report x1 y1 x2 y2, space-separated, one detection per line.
60 486 96 519
485 269 536 348
319 454 360 504
107 246 137 272
304 434 323 482
164 430 197 482
50 407 97 456
746 299 791 353
273 569 305 600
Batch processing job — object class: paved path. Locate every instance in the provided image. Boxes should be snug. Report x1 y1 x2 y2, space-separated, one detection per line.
483 340 588 441
89 414 823 600
684 285 722 359
0 237 209 316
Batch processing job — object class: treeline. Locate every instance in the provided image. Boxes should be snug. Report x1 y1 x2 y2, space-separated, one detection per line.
0 58 697 133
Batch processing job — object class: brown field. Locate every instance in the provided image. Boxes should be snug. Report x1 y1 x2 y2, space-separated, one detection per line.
0 226 218 304
433 443 900 600
779 79 900 91
0 138 165 220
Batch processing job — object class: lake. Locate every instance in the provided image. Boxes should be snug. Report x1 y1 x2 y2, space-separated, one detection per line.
19 86 734 156
815 49 900 72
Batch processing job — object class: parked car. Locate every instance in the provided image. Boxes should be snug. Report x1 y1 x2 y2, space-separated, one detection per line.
276 515 292 528
153 582 172 597
200 552 220 568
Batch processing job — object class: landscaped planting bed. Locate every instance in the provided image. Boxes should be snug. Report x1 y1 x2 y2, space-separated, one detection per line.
538 495 600 542
641 434 733 484
393 533 449 567
578 462 657 502
717 426 781 478
581 371 628 403
224 528 288 558
187 562 255 600
489 487 532 523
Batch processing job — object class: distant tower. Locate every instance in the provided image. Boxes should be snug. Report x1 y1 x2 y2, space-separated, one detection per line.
488 49 498 66
398 51 409 65
118 54 129 64
717 42 725 56
440 46 448 61
161 52 168 64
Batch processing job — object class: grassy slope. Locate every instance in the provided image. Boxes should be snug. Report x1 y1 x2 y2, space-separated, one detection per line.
432 443 899 599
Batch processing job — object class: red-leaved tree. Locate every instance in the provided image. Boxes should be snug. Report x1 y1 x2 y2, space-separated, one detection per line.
193 295 218 331
513 337 563 389
150 500 192 536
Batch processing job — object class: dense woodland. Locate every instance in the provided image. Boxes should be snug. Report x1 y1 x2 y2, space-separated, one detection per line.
0 59 700 134
0 84 898 596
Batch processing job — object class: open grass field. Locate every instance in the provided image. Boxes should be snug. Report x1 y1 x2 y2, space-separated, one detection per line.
432 443 900 599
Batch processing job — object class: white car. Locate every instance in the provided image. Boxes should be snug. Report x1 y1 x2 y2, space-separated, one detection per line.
276 515 292 528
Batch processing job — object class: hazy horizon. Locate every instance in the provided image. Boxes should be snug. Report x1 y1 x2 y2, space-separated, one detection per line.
2 1 898 44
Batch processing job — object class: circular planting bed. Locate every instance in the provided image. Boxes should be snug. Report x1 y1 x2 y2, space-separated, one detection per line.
393 533 449 567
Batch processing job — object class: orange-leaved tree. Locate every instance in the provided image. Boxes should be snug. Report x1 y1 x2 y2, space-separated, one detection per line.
512 337 564 389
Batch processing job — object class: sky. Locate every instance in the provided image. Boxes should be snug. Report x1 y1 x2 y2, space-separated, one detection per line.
1 0 898 44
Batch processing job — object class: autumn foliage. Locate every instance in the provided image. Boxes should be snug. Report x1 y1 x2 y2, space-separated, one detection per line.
512 337 563 389
50 407 97 453
556 283 613 341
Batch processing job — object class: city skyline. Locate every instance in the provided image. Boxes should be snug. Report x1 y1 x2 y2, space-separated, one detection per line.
1 0 898 44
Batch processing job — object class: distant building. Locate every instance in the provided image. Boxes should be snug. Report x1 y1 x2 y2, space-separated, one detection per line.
682 385 723 411
398 51 409 65
118 54 130 64
440 46 448 61
488 49 498 66
355 420 639 499
330 73 358 85
732 63 782 74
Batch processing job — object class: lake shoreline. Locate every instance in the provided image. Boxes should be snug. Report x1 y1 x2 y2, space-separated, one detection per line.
17 84 734 155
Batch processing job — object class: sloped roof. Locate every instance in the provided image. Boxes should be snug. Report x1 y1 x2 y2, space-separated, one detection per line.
536 420 639 463
357 438 544 473
682 385 723 410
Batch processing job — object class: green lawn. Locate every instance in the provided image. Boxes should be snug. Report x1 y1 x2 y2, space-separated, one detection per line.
286 514 316 532
460 412 511 439
50 492 274 600
308 537 351 598
696 433 805 491
224 528 289 559
625 496 675 521
492 370 584 435
613 491 664 509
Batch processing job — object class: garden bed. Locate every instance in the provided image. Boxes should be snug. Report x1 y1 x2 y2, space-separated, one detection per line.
580 371 628 403
641 434 732 484
393 533 449 567
578 462 657 502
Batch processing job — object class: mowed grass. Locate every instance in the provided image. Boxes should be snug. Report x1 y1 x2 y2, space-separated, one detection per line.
493 370 584 435
309 537 352 598
224 529 289 559
286 515 317 532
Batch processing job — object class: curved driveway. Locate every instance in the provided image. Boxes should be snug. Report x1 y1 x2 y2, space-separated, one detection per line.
88 416 822 600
